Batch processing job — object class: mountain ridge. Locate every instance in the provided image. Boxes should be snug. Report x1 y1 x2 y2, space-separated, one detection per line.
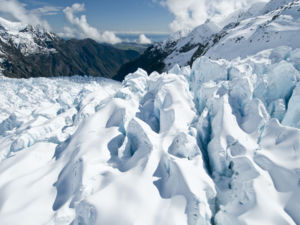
0 17 141 78
116 0 300 78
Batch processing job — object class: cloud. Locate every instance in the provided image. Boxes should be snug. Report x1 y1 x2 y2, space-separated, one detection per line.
0 0 50 29
31 6 62 16
57 26 77 38
159 0 269 32
137 34 152 44
62 3 121 44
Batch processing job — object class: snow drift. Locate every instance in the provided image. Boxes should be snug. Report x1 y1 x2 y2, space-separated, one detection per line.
1 46 300 225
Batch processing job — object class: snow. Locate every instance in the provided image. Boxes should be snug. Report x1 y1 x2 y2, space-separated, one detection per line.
0 17 57 56
206 0 300 60
0 45 300 224
154 0 300 71
262 0 295 13
164 46 198 70
163 20 221 70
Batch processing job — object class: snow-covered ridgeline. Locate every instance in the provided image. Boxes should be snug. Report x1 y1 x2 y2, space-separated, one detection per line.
206 0 300 60
0 46 300 225
0 17 57 56
152 0 300 71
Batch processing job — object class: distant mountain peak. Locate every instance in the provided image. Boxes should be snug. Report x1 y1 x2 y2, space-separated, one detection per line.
0 17 58 56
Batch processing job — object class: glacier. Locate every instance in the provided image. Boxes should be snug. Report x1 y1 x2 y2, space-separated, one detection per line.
0 46 300 225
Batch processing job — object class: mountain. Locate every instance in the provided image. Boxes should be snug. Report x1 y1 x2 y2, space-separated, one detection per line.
0 17 141 78
204 0 300 59
117 0 300 78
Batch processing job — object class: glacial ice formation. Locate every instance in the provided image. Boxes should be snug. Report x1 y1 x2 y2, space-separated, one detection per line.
0 46 300 225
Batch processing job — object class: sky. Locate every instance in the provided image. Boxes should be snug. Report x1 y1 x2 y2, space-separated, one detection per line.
0 0 269 44
23 0 173 34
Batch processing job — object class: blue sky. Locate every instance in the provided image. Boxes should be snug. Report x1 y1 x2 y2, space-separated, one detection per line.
20 0 173 34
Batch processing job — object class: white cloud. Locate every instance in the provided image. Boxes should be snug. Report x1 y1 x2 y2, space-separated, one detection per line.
0 0 51 29
31 6 62 16
159 0 269 32
62 3 121 44
58 26 77 38
137 34 152 44
101 30 122 44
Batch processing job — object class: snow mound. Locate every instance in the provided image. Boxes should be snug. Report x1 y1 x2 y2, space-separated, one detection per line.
1 47 300 225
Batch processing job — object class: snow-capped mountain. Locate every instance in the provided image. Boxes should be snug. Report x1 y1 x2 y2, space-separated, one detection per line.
205 0 300 60
0 17 58 56
0 17 140 78
117 0 300 76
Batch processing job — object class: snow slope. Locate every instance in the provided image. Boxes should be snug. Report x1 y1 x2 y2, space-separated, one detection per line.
206 0 300 59
162 20 221 70
0 46 300 225
146 0 300 71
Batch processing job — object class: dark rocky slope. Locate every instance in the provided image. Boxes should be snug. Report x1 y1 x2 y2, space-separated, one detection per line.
0 19 140 79
1 38 139 78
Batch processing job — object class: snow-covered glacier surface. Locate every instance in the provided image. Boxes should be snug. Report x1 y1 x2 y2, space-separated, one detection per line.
1 46 300 225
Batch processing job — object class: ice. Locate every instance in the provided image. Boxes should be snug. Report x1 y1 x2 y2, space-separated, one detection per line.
282 83 300 128
0 76 120 159
0 113 22 135
288 48 300 70
191 56 228 85
264 61 298 103
168 132 200 159
242 98 269 134
1 45 300 225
